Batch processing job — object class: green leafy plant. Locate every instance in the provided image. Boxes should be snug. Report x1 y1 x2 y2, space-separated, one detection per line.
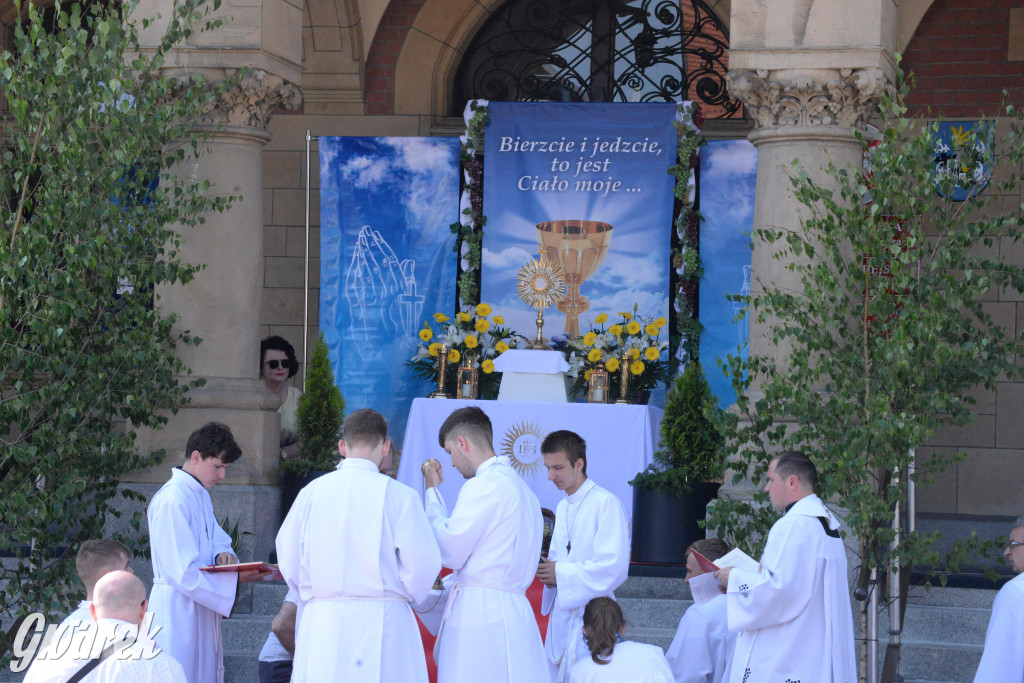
706 59 1024 655
630 361 725 496
218 514 252 557
0 0 232 667
283 333 344 477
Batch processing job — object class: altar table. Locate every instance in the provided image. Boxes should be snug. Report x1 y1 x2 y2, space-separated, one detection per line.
397 398 663 523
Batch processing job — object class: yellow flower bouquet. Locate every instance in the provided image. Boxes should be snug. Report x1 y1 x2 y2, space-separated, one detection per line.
566 305 670 402
405 302 519 398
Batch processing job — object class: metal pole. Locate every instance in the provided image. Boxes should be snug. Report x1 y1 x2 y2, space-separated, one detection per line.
889 468 902 679
303 129 311 382
908 448 916 534
868 567 879 683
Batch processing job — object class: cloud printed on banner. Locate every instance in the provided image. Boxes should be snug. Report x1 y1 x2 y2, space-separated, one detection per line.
702 141 758 226
482 246 535 271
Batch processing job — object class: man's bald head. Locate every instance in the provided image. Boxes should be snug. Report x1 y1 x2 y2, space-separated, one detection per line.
92 570 147 626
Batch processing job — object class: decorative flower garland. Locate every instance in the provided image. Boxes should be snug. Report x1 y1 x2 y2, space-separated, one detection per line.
452 101 489 306
668 102 706 363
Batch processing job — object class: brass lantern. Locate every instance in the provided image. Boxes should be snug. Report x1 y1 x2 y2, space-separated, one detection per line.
457 354 479 400
615 350 631 404
429 343 451 399
587 363 610 403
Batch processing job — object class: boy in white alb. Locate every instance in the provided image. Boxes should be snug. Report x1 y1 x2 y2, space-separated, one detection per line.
147 422 269 683
538 430 630 682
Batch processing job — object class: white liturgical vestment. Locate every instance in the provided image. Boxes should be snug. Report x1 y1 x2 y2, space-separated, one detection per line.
664 593 735 683
147 468 236 683
276 458 441 683
972 571 1024 682
24 618 186 683
725 494 856 683
568 641 674 683
425 455 548 683
541 478 630 682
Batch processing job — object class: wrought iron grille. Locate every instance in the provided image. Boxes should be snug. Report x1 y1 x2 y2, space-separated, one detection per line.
453 0 741 117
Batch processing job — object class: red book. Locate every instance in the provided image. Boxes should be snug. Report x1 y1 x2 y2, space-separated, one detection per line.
691 549 719 573
200 561 282 581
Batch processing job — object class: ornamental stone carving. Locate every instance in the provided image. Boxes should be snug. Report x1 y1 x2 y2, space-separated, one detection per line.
198 68 303 131
726 68 890 129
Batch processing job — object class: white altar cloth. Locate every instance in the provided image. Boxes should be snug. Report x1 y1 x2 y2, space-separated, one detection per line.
397 398 662 524
494 349 571 402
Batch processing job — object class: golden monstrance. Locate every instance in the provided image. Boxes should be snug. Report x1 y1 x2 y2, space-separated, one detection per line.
517 253 568 349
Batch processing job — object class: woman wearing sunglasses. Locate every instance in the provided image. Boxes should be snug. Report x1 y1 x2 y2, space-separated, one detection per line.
261 335 303 461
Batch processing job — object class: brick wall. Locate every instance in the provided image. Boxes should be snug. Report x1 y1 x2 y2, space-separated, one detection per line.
903 0 1024 118
365 0 427 115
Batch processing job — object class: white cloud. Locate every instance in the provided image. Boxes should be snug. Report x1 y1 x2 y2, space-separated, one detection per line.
340 155 390 188
703 141 758 182
599 253 664 290
482 246 535 270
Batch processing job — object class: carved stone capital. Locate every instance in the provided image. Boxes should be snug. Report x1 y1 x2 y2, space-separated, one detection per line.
198 68 303 131
726 68 890 129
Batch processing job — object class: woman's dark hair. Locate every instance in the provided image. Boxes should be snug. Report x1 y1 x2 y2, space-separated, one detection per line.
583 597 625 665
260 335 299 379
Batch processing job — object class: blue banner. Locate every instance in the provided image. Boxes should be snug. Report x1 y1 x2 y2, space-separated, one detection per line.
697 139 757 408
319 137 460 443
480 102 677 348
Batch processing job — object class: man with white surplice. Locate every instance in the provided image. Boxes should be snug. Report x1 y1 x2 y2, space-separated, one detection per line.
714 451 856 683
421 406 548 683
537 429 630 683
276 408 441 683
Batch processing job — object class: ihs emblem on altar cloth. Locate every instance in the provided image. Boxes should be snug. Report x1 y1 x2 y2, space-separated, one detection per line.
501 421 546 477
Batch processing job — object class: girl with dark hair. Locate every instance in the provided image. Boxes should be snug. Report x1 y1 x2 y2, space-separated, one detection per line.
260 335 302 460
569 597 674 683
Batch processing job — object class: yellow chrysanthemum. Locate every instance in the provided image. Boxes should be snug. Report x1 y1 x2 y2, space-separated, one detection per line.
456 312 471 323
645 346 660 361
493 316 505 325
626 320 641 335
645 323 660 336
482 359 495 374
605 358 620 373
594 313 608 324
418 327 432 342
609 324 623 337
630 360 645 375
476 303 492 316
618 311 633 321
654 317 668 327
433 313 449 323
429 342 442 357
448 349 461 363
628 348 641 360
465 335 479 349
475 319 491 333
496 341 509 354
583 332 598 346
584 369 593 381
587 348 603 363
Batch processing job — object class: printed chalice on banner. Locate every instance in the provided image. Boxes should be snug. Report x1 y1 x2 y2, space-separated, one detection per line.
536 220 613 338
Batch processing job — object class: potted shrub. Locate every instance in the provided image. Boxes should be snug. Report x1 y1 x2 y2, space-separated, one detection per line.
279 333 345 519
629 361 725 564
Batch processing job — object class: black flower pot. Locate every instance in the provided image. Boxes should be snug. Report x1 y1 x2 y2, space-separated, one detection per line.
630 482 721 565
280 469 331 520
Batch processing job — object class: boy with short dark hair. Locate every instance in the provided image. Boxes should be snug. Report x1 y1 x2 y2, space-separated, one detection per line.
147 422 268 683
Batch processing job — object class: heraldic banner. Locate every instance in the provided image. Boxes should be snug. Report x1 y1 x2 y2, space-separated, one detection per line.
319 137 460 442
480 102 677 354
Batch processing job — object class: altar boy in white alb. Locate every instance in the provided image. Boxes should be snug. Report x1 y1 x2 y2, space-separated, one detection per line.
422 406 548 683
714 451 856 683
276 409 442 683
147 423 269 683
537 429 630 682
972 516 1024 682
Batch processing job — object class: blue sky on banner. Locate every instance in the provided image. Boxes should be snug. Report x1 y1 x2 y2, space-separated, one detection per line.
697 139 757 409
319 136 459 443
480 102 677 344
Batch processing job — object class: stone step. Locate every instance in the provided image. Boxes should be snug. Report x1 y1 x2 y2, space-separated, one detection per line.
250 580 290 616
224 651 260 683
222 614 274 652
900 604 990 646
898 640 982 683
618 596 691 630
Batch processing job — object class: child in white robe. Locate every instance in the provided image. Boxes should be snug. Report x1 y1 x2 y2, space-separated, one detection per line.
568 597 674 683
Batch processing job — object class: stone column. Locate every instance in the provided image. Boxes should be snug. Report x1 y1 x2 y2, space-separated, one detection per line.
134 69 302 489
719 0 896 497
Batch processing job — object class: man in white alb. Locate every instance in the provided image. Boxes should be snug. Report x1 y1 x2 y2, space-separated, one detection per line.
422 406 548 683
537 429 630 682
972 515 1024 682
714 451 856 683
664 538 735 683
276 408 442 683
147 423 269 683
25 570 186 683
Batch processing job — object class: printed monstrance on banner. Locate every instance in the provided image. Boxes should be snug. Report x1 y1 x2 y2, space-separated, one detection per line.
319 137 460 443
481 102 677 345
